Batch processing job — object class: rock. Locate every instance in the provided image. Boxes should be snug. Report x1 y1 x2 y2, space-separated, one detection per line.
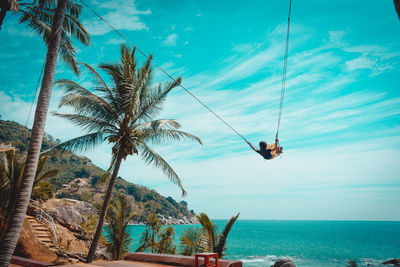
42 198 96 231
383 259 400 265
272 258 296 267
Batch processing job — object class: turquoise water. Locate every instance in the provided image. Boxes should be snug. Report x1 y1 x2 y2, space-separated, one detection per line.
125 220 400 267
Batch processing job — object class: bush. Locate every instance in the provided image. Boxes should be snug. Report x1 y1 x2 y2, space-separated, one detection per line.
32 181 55 201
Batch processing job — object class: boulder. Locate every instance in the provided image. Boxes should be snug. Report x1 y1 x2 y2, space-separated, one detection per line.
383 259 400 266
42 198 96 231
272 258 296 267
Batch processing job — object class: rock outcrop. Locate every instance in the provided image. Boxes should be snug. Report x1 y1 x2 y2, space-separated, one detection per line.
42 198 96 231
155 214 198 225
383 259 400 266
272 258 296 267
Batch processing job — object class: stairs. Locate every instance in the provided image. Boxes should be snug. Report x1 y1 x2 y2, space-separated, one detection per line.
26 215 57 252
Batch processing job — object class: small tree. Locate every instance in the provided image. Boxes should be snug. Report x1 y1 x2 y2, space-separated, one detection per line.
105 193 135 260
136 213 176 254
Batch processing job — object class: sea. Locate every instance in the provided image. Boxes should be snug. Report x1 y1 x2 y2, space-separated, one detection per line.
125 220 400 267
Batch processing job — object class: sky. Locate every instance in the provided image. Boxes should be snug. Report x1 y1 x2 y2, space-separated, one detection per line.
1 0 400 221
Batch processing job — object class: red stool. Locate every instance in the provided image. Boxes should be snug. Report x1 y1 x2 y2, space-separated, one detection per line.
195 253 219 267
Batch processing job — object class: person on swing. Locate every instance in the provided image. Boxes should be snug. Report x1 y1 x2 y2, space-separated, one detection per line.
248 138 283 160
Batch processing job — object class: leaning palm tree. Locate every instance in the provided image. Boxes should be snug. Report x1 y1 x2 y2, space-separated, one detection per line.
53 43 202 262
0 1 70 265
105 192 135 260
196 212 240 258
1 0 90 73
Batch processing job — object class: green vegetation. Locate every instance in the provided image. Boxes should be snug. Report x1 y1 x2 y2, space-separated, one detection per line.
0 119 195 223
136 213 176 254
105 193 135 260
53 44 202 262
180 213 240 258
0 150 59 239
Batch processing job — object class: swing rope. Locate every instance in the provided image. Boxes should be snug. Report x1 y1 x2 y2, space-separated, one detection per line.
276 0 292 141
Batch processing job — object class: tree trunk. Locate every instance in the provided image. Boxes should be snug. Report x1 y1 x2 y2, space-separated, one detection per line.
0 0 68 266
86 150 124 263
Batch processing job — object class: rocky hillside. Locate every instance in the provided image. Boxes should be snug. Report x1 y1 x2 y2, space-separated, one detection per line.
0 119 196 224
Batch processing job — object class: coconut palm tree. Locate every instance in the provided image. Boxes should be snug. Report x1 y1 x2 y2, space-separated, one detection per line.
0 150 59 239
1 0 90 73
52 43 202 262
105 192 135 260
196 212 240 258
0 1 69 265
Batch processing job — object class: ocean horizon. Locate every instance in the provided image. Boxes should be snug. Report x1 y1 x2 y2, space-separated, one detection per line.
124 219 400 267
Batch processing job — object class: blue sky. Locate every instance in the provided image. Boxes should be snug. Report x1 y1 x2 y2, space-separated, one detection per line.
1 0 400 220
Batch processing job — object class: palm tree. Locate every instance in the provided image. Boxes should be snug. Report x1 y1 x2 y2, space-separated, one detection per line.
52 43 202 262
136 213 161 253
1 0 90 73
105 192 135 260
0 151 59 243
179 226 204 256
136 213 177 255
196 212 240 258
0 1 69 265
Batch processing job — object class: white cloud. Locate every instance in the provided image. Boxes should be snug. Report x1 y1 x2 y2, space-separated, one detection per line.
83 0 151 36
162 34 178 46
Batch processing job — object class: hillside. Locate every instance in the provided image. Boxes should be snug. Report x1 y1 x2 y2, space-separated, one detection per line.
0 119 195 223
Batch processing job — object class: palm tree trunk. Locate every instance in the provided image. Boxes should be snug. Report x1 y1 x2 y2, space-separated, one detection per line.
86 150 124 263
0 0 68 265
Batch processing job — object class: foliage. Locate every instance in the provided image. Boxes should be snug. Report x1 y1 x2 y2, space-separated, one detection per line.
31 181 54 201
136 213 176 254
0 119 196 222
105 193 135 260
179 227 204 256
80 214 97 240
347 259 358 267
52 44 202 261
0 150 59 239
3 0 91 74
194 212 240 258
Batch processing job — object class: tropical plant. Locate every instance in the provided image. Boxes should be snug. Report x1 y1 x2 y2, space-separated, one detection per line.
52 43 202 262
1 0 90 73
136 213 176 254
0 150 59 240
195 212 240 258
179 226 204 256
0 1 70 264
105 192 135 260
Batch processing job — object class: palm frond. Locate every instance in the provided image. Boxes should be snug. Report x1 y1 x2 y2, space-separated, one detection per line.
138 143 186 197
196 213 217 252
53 132 104 153
215 213 240 258
52 112 114 132
134 77 182 123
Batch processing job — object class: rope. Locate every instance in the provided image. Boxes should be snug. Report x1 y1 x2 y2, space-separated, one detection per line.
276 0 292 139
25 58 46 127
79 0 249 143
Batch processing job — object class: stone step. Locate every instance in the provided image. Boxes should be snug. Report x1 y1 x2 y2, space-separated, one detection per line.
32 227 48 231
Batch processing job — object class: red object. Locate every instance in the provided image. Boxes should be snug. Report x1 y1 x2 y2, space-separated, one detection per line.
195 253 219 267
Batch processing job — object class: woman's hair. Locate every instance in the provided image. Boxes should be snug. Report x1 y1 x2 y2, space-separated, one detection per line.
259 141 267 149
